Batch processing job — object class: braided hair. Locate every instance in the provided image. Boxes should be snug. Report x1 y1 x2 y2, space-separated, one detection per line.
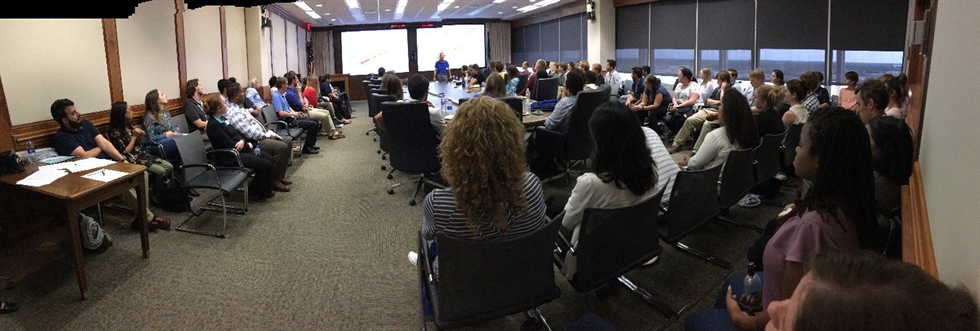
799 107 877 248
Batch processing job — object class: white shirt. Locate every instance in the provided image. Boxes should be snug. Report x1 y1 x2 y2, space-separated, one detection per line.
606 70 623 92
788 104 808 124
688 126 737 171
674 82 704 108
643 127 679 205
884 107 905 119
699 81 717 106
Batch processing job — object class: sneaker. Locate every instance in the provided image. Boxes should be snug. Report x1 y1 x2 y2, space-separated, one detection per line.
335 123 345 129
739 194 762 208
667 145 681 154
408 251 419 267
774 172 788 181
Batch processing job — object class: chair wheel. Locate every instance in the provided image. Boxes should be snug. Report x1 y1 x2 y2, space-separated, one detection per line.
373 138 377 142
409 200 416 206
388 189 394 195
382 155 387 160
365 132 370 135
382 166 387 171
377 150 381 154
387 174 393 179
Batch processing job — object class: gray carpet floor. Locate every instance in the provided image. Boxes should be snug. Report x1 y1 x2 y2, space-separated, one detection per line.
0 101 797 331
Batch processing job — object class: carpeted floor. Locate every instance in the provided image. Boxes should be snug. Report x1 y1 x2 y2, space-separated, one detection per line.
0 101 797 330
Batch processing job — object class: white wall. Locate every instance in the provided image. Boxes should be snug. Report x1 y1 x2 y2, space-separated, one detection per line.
919 0 980 304
226 6 250 81
183 4 224 94
118 0 180 104
586 0 615 65
286 21 298 74
0 19 111 125
270 14 287 76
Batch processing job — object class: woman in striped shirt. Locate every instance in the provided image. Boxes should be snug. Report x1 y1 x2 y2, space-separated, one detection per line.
419 97 547 242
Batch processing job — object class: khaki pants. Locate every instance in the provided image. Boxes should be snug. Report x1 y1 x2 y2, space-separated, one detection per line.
305 107 336 132
118 186 154 221
673 109 714 148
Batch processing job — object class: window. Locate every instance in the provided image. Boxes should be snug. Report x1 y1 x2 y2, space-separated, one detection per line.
652 49 694 76
615 49 648 71
758 49 826 81
699 49 752 79
830 50 904 84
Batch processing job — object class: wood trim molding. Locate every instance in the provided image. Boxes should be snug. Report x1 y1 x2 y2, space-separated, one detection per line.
174 0 188 106
332 30 343 74
0 75 13 151
102 19 124 103
511 2 587 28
901 161 938 277
220 6 229 79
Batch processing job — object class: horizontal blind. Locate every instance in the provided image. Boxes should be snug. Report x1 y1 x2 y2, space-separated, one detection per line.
560 14 584 62
525 23 541 63
512 26 525 63
649 0 697 49
830 0 908 50
616 4 650 49
540 19 560 62
757 0 828 49
698 0 755 50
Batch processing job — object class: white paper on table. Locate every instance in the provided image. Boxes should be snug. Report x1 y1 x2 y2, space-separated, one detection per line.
80 169 128 183
16 169 69 187
40 158 116 173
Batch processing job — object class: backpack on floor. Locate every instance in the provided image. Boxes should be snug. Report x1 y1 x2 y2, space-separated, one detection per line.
79 212 112 253
152 171 191 213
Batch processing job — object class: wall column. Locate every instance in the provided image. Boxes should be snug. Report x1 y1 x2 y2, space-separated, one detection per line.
587 0 615 65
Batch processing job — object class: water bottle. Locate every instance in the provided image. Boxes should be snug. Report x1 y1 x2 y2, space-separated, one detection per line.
440 93 447 116
523 97 531 115
743 262 762 299
173 124 180 133
446 105 454 117
253 144 261 156
25 138 36 163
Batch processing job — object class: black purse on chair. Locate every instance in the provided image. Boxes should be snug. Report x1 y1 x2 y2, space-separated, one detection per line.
0 150 24 176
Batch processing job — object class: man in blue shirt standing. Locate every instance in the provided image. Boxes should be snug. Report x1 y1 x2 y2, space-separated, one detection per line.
434 52 450 82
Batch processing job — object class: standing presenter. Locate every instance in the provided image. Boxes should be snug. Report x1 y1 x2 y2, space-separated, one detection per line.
434 52 450 82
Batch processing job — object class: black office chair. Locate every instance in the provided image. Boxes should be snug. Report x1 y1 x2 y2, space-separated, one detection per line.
716 148 766 233
371 93 397 164
755 131 786 184
367 91 394 138
173 131 251 238
259 105 303 141
781 124 804 171
532 89 604 186
382 101 444 206
554 186 676 318
457 97 470 105
171 114 190 134
517 74 529 95
496 96 524 120
532 77 560 101
418 219 562 330
659 164 731 268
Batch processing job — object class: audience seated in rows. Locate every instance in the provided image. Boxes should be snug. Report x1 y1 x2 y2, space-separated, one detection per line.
854 78 890 124
222 81 292 185
467 63 486 87
203 94 279 202
297 75 344 140
521 61 532 75
591 63 606 86
479 73 507 98
768 250 979 331
544 70 585 133
665 66 703 136
699 68 718 107
403 74 445 135
520 59 548 96
183 79 208 132
630 75 672 133
107 101 174 179
604 60 622 95
668 70 726 153
745 69 766 112
799 71 822 115
868 116 913 215
679 87 758 171
622 67 645 106
273 77 323 153
782 79 809 127
142 89 180 163
319 73 352 120
686 106 878 331
505 65 521 95
50 98 171 231
754 84 788 138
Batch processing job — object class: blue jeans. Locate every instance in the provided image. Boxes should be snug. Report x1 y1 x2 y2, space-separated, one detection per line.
684 275 748 331
147 137 181 164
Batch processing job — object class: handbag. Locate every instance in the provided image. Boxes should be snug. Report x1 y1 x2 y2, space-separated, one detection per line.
0 150 25 176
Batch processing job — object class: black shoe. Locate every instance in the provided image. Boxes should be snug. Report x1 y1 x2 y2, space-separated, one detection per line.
0 301 18 314
249 192 273 202
302 147 319 155
188 188 200 197
130 219 160 232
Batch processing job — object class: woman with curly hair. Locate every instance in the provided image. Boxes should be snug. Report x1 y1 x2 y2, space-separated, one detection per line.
409 97 547 266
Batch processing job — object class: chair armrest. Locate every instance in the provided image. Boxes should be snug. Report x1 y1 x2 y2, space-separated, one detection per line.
206 148 246 171
265 120 290 131
533 127 566 159
418 229 435 283
551 211 575 268
142 142 166 158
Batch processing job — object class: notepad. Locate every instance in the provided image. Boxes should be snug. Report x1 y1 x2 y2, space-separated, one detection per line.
80 169 128 183
16 169 68 187
38 155 75 164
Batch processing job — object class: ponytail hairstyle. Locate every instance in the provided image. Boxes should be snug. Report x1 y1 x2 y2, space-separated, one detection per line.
879 73 909 104
785 79 807 102
678 66 695 83
202 94 224 117
755 84 785 110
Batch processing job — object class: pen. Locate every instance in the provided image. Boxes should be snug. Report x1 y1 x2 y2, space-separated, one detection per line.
101 170 105 176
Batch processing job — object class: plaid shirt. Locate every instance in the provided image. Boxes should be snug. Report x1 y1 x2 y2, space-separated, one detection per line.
224 102 275 140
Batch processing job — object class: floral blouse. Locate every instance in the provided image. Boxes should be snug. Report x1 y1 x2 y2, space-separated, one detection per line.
143 109 174 144
107 125 158 166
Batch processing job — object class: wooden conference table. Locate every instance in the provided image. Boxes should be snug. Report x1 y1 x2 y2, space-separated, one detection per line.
0 161 150 300
426 81 551 129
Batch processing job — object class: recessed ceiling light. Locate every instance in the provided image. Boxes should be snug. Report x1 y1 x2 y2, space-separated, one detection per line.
294 1 313 11
385 8 390 11
453 5 459 8
512 6 517 8
315 4 322 7
331 18 336 21
325 12 330 15
497 11 503 14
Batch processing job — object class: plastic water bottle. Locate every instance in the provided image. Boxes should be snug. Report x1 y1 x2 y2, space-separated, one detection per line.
743 262 762 298
253 144 261 156
440 93 447 116
173 124 180 133
446 105 454 117
25 138 36 163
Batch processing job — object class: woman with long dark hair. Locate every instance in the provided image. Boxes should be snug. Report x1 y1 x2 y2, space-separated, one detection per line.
107 101 173 177
686 107 877 331
679 88 758 170
554 102 659 277
505 65 521 95
868 116 913 215
142 89 180 161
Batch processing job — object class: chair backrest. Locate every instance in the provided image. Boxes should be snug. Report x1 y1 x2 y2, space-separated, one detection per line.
381 101 441 173
371 88 387 95
718 148 758 209
458 97 470 105
171 114 190 134
173 131 208 182
434 219 562 325
781 124 804 168
572 187 667 291
532 77 560 101
260 104 278 125
564 89 604 161
517 74 529 93
496 96 524 120
755 131 787 182
369 93 396 118
661 164 724 243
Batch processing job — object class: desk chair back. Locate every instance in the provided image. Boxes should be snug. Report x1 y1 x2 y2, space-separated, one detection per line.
369 93 395 118
382 101 440 174
171 114 190 134
427 219 562 329
517 74 529 94
533 77 560 101
755 131 786 182
571 188 666 291
565 89 604 161
497 96 524 120
718 148 758 209
781 124 803 169
660 164 723 243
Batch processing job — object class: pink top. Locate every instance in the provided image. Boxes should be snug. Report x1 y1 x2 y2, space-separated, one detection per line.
762 208 860 309
838 88 857 110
